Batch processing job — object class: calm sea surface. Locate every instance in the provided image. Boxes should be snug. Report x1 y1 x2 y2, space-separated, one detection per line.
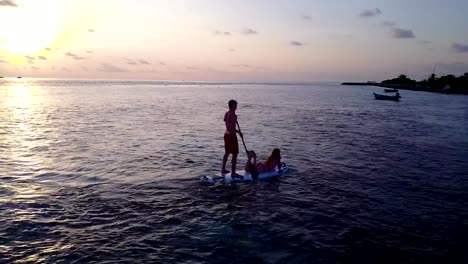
0 79 467 263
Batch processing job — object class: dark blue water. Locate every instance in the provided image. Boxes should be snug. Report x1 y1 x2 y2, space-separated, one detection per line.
1 79 467 263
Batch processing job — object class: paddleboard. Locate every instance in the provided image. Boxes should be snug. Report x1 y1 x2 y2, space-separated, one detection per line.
200 165 289 184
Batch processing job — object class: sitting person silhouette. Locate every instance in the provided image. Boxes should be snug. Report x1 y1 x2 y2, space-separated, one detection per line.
244 148 283 179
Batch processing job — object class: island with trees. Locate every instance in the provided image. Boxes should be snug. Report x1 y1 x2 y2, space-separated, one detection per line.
342 73 468 94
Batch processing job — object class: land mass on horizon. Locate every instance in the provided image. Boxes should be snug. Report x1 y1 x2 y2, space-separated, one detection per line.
342 73 468 95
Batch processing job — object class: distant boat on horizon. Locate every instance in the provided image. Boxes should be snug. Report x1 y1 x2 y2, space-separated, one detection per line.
17 76 22 78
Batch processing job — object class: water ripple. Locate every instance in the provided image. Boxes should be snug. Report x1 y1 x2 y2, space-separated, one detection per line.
0 80 466 263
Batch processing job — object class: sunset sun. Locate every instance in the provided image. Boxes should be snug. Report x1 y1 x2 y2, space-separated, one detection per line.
2 27 56 55
0 1 64 55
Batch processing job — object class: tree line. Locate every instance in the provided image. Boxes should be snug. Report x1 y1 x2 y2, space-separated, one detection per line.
382 73 468 94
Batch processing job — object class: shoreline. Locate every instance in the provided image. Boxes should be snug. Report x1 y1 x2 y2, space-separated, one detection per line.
341 82 468 95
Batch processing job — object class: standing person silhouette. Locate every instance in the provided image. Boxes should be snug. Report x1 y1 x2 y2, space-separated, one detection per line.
221 100 242 177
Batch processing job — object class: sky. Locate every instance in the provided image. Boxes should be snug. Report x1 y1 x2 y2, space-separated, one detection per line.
0 0 467 82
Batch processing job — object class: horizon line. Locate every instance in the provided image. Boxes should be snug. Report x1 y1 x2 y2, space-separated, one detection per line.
0 77 345 85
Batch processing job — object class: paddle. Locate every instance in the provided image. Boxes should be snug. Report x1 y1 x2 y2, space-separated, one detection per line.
236 120 249 153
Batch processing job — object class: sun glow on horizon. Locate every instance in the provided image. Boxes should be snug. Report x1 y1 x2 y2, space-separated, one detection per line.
0 0 467 81
0 1 65 55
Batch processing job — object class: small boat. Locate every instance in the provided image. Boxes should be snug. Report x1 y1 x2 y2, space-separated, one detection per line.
384 88 398 92
374 93 401 101
17 76 22 79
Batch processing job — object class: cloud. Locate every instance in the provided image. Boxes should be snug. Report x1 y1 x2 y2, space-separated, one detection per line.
123 58 137 65
232 64 251 68
38 56 47 60
0 0 17 7
242 28 258 35
25 55 35 60
98 63 128 72
160 62 166 66
302 15 312 21
391 28 415 39
88 28 95 32
419 40 431 45
65 51 77 57
359 8 382 18
186 66 199 71
290 41 304 46
138 59 150 65
31 66 40 70
65 51 85 60
124 57 151 65
214 30 231 36
452 43 468 53
27 60 34 64
86 50 93 53
0 59 8 63
61 67 71 72
382 21 396 27
229 48 235 52
44 47 51 51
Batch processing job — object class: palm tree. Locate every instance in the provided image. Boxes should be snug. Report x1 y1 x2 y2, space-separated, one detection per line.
398 74 408 80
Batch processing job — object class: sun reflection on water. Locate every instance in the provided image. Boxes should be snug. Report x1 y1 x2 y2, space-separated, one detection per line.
0 80 62 260
7 80 37 107
0 80 51 185
1 81 45 196
3 81 46 175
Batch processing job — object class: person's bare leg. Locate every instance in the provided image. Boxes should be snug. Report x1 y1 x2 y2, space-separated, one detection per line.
221 153 230 174
232 153 241 177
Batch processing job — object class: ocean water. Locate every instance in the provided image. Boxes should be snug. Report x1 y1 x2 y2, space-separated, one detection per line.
0 79 467 263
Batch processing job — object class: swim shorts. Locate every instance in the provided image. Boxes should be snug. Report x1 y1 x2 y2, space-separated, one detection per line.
224 133 239 154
